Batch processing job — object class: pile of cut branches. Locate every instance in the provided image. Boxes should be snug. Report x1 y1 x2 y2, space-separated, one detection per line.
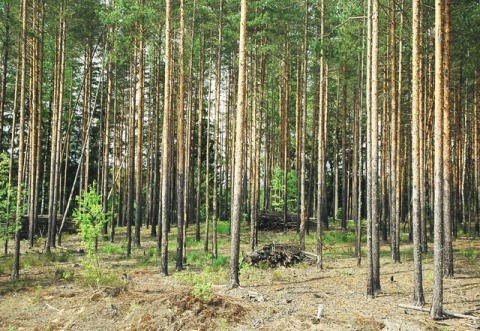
243 243 310 268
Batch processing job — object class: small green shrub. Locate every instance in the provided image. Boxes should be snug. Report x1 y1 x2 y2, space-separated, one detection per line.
73 182 111 286
55 268 73 281
212 255 228 269
323 230 355 244
217 221 230 235
192 274 213 303
271 270 283 281
81 267 126 288
102 243 124 255
187 251 201 264
460 247 478 264
0 256 13 274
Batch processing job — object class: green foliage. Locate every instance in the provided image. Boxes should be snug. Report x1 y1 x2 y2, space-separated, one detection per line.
21 252 72 269
270 167 298 213
459 246 478 265
73 182 110 284
54 268 74 281
101 243 124 255
79 267 126 288
192 275 213 303
0 154 18 246
271 270 283 281
174 270 213 303
335 208 343 221
212 255 228 269
217 221 230 235
322 230 355 245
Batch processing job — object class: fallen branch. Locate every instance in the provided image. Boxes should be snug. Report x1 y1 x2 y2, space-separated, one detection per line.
45 303 64 313
304 251 318 259
399 304 477 320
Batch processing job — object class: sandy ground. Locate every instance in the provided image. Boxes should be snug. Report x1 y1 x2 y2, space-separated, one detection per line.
0 231 479 331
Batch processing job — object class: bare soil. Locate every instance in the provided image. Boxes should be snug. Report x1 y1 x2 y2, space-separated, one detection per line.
0 229 479 331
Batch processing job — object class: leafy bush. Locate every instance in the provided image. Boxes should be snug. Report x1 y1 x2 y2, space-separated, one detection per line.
270 167 297 213
191 273 213 303
73 182 110 283
212 255 228 269
0 154 18 248
102 243 124 255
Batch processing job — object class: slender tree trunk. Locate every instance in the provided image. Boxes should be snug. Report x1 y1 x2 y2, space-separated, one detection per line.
367 0 381 296
299 0 308 250
183 0 196 263
442 0 453 278
102 23 115 240
176 0 186 271
195 36 205 243
431 0 445 319
126 44 137 257
204 47 214 253
411 0 425 306
228 0 248 289
213 0 224 258
135 0 146 247
0 2 11 151
160 0 173 276
316 0 325 270
341 63 347 231
390 0 400 262
12 0 29 279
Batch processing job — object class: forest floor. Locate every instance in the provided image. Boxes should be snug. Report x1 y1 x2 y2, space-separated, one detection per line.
0 222 479 331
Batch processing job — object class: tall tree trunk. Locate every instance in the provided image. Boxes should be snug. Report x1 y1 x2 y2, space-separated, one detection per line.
126 44 137 257
47 2 66 252
0 2 11 151
341 64 347 231
442 0 454 278
213 0 224 258
183 0 197 263
176 0 186 271
135 0 146 247
299 0 308 251
102 22 114 239
367 0 381 297
390 0 401 263
204 47 214 253
12 0 29 278
411 0 425 306
316 0 326 270
431 0 445 319
160 0 173 276
228 0 248 289
195 36 205 242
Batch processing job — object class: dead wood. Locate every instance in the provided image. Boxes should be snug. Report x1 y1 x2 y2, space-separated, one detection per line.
399 304 478 320
243 243 314 268
257 212 297 231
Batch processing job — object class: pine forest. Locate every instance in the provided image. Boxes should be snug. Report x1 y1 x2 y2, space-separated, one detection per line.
0 0 480 329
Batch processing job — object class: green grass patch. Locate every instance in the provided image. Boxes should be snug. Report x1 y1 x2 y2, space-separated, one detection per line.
101 243 125 255
323 230 355 245
0 255 13 275
22 252 72 269
458 246 478 264
212 255 228 269
78 266 127 288
217 221 230 235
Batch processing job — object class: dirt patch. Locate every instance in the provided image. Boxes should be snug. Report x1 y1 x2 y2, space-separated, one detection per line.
1 230 479 330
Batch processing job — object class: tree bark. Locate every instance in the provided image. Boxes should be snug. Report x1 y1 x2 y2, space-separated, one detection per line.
176 0 186 271
431 0 445 319
411 0 425 306
228 0 248 289
160 0 173 276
